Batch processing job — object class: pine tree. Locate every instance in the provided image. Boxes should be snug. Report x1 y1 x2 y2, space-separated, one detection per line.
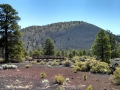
0 4 24 62
107 30 117 59
82 49 87 56
43 38 55 55
56 51 61 56
92 29 111 63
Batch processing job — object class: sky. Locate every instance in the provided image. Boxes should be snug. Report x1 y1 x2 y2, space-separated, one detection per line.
0 0 120 35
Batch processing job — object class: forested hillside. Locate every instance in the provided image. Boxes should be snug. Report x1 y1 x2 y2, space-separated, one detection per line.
21 21 101 51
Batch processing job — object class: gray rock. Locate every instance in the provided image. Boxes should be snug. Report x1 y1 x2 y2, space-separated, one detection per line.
0 66 3 70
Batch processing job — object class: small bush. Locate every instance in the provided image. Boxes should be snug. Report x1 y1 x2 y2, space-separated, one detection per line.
75 61 88 71
40 72 47 78
51 60 59 66
90 61 111 74
73 66 80 73
25 64 31 68
57 86 64 90
39 61 46 65
65 78 70 82
86 85 93 90
31 60 37 64
109 68 120 85
80 64 88 71
0 58 4 63
2 64 17 69
2 64 8 69
83 74 87 81
54 74 65 85
76 61 83 67
63 60 72 67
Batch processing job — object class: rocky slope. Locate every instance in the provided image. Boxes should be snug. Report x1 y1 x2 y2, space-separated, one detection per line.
21 21 101 51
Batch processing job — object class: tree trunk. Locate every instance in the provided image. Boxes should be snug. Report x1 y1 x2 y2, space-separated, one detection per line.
5 26 8 63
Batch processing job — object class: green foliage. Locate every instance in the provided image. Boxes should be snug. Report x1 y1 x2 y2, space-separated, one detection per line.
0 4 23 62
30 60 37 64
71 49 78 56
117 45 120 58
43 38 55 55
51 60 59 66
74 59 111 74
92 29 111 63
72 56 80 61
73 66 81 72
39 61 46 65
63 60 72 67
86 85 93 90
110 68 120 85
82 49 87 56
32 50 41 56
79 50 83 56
0 58 4 63
81 64 88 71
107 30 118 59
75 61 88 71
57 86 65 90
83 74 87 81
40 72 47 78
90 61 111 74
56 51 61 56
69 52 74 59
25 64 31 68
54 74 65 85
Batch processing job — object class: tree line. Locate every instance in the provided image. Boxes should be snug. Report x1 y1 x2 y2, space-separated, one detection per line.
0 4 120 63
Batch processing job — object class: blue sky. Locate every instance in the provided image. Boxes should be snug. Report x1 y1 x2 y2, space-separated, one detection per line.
0 0 120 35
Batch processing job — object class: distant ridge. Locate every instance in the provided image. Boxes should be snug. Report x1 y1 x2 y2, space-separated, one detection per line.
21 21 101 51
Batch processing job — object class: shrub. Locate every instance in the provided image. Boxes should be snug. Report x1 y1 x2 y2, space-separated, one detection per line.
72 56 80 62
86 85 93 90
51 60 59 66
40 72 47 78
75 61 88 71
83 74 87 81
39 61 46 65
63 60 72 67
25 64 31 68
65 78 70 82
80 64 88 71
54 74 65 85
11 58 25 63
31 60 37 64
109 68 120 85
90 61 111 74
2 64 8 69
76 61 83 67
0 58 4 63
73 66 80 73
2 64 17 69
57 86 65 90
9 64 17 69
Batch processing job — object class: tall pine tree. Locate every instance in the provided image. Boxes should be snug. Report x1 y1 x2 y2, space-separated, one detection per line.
0 4 24 62
107 30 117 59
43 38 55 55
92 29 111 63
